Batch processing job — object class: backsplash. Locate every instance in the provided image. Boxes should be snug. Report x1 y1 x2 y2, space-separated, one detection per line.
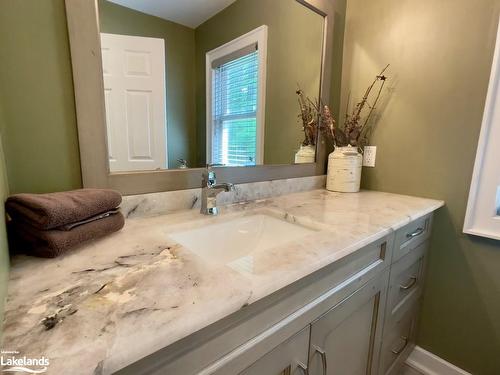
120 175 326 218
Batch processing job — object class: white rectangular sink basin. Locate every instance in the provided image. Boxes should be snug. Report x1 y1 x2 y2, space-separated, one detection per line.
169 213 315 269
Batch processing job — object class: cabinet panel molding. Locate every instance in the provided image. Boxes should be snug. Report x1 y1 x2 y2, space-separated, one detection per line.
309 271 389 375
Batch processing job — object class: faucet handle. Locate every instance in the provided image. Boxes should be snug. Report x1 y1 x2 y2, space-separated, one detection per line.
205 164 225 185
203 164 223 186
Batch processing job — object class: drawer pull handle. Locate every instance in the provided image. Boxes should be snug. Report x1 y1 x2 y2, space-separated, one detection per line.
297 361 309 375
400 276 417 290
406 227 424 239
391 336 409 355
314 346 327 375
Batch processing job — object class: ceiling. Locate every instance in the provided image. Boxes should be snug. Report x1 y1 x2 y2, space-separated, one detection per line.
106 0 238 28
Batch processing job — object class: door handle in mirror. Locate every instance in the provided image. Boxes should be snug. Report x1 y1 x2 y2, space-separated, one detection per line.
314 346 327 375
400 276 417 290
406 227 424 239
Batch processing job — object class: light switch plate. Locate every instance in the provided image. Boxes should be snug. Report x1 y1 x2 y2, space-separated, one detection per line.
363 146 377 167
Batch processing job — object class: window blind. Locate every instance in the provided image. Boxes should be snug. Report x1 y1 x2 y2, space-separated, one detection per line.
211 48 259 166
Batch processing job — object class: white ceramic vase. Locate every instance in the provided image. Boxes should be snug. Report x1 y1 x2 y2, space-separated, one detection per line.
294 144 316 164
326 145 362 192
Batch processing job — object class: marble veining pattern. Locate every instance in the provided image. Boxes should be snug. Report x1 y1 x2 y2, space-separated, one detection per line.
120 175 326 218
2 189 443 374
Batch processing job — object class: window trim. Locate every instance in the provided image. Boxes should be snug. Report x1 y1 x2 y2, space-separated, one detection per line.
464 16 500 240
206 25 268 165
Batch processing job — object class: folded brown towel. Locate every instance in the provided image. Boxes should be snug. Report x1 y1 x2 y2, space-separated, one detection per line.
9 211 125 258
5 188 122 230
57 208 121 231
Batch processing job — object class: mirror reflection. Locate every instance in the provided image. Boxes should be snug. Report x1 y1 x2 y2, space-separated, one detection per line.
98 0 324 171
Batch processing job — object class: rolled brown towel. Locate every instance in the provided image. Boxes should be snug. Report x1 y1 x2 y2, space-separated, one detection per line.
8 211 125 258
5 188 122 230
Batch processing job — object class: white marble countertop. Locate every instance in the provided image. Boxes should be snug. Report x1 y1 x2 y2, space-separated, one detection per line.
2 189 443 374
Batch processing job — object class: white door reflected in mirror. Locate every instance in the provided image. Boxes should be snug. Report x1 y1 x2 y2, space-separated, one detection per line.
101 33 167 172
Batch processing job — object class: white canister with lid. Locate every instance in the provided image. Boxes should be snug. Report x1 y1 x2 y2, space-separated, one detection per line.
326 145 362 192
294 144 316 164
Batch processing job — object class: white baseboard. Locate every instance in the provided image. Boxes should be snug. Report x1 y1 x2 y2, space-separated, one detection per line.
405 346 471 375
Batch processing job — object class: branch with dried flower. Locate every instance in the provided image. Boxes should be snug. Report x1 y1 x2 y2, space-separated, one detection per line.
343 64 389 147
319 65 389 148
296 87 319 146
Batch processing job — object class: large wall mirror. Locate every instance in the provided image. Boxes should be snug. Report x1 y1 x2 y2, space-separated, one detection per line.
65 0 334 194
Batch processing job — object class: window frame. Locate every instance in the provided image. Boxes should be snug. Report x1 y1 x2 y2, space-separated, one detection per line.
212 49 259 166
206 25 268 165
464 16 500 240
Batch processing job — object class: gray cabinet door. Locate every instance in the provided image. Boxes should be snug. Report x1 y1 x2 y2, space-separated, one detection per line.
239 327 310 375
309 272 389 375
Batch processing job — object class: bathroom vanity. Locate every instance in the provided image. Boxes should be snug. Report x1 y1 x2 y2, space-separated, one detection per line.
2 184 443 375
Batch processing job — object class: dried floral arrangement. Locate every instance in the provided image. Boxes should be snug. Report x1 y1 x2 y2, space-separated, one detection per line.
333 64 389 147
296 65 388 149
296 88 319 146
321 65 389 148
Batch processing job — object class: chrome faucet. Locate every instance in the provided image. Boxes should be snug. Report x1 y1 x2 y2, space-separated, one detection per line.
200 164 234 215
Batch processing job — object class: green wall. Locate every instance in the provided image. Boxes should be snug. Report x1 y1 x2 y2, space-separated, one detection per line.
0 104 10 334
0 0 82 194
341 1 500 374
195 0 324 165
329 0 346 144
98 0 197 169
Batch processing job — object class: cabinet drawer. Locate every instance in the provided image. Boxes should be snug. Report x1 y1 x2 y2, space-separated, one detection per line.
380 301 419 375
393 214 432 263
387 242 427 316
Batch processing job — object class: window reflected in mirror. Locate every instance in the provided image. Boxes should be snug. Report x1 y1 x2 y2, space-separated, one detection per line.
211 50 259 166
98 0 324 171
209 31 264 167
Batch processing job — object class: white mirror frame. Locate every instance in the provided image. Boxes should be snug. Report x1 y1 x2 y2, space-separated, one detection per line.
64 0 336 195
464 16 500 240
